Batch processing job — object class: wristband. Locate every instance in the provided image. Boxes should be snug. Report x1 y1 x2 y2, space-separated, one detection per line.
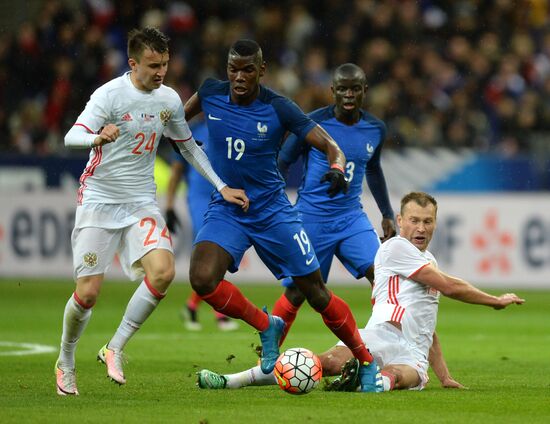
330 163 345 173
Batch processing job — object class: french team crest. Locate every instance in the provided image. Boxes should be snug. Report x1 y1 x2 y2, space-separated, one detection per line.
83 252 98 268
160 109 172 126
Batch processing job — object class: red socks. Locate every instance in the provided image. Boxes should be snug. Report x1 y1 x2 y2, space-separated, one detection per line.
201 280 268 331
319 292 374 364
272 293 300 346
187 291 202 310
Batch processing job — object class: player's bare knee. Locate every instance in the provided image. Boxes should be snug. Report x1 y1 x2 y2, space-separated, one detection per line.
320 353 343 376
285 286 305 307
75 276 102 306
147 267 175 292
189 265 218 295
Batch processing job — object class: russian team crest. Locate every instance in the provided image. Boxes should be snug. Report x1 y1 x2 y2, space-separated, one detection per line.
160 109 172 126
83 252 98 268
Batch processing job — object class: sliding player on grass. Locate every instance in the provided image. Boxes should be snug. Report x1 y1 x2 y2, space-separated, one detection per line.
197 192 524 391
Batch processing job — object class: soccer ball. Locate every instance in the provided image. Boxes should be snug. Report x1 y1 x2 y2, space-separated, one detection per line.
273 347 323 395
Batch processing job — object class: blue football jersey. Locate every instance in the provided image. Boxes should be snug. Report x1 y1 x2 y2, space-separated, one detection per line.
280 105 386 217
198 79 316 217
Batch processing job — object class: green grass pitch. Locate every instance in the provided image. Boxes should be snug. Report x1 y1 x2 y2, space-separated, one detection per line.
0 279 548 423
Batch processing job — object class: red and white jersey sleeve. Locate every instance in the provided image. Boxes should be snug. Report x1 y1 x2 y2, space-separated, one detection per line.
367 236 439 362
72 72 189 204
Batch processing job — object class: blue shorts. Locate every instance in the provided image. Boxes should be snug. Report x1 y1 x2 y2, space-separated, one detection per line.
282 211 380 287
195 196 320 279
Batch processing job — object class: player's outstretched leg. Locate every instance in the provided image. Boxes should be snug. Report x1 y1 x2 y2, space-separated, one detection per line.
55 359 79 396
259 306 285 374
97 344 126 385
359 358 383 392
196 369 228 389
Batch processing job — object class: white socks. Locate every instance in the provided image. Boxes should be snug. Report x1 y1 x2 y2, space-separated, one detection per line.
225 365 277 389
58 294 92 370
108 281 162 351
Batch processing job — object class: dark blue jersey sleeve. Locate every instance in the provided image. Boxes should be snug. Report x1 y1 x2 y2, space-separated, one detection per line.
278 133 308 175
366 139 394 219
270 95 317 140
277 105 332 173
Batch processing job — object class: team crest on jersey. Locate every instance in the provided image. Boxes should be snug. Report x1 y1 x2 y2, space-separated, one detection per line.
253 122 268 140
160 109 172 126
83 252 98 268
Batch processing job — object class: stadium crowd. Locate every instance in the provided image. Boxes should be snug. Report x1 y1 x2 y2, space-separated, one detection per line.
1 0 550 156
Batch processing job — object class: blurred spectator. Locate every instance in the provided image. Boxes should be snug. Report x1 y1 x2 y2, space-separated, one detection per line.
1 0 550 156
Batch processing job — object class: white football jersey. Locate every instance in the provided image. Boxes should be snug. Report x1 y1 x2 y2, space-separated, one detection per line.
74 72 192 204
368 236 440 361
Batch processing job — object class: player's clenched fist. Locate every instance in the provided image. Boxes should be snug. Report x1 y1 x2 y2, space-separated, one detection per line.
94 124 120 146
220 187 250 212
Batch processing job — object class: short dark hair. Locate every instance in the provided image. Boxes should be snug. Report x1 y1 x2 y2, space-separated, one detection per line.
333 63 366 85
127 27 169 61
228 39 263 64
400 192 438 215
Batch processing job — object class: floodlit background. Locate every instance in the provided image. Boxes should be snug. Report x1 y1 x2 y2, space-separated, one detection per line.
1 0 549 288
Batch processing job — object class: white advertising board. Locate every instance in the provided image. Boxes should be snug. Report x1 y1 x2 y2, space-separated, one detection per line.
0 191 548 289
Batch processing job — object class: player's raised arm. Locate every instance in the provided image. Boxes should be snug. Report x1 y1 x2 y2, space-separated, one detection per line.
412 265 525 308
304 125 349 197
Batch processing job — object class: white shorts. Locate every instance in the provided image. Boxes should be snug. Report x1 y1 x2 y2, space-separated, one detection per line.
337 322 429 390
72 202 173 281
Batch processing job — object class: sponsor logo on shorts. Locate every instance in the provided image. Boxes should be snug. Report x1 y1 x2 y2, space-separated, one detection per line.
83 252 98 268
305 255 315 265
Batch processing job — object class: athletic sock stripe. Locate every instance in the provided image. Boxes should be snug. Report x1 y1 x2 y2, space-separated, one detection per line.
144 277 166 299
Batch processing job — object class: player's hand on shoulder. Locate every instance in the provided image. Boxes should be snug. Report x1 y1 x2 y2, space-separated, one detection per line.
220 186 250 212
380 218 397 242
165 208 180 234
494 293 525 310
320 166 349 198
94 124 120 146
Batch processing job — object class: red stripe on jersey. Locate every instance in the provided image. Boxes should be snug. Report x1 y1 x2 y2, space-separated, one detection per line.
77 146 102 204
171 135 193 143
74 123 95 134
408 262 431 279
391 305 405 322
388 275 400 305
